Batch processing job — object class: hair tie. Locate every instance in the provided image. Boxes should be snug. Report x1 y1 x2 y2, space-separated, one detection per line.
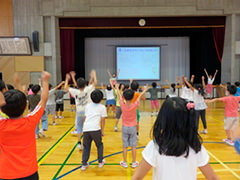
186 102 195 110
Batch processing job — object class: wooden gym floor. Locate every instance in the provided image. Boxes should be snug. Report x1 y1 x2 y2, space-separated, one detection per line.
35 100 240 180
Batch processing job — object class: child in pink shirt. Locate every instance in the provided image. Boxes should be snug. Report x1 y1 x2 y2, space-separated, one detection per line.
207 85 240 146
116 84 148 169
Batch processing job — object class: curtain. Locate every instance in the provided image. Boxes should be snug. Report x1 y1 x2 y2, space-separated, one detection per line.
212 27 225 63
60 29 75 80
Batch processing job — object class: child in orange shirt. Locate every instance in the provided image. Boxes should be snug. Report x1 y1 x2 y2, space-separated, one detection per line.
0 71 50 180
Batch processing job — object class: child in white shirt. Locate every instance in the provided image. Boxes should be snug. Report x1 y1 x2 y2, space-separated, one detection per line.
81 89 107 170
132 97 219 180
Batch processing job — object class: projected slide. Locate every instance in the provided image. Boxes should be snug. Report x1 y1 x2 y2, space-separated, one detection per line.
116 47 160 80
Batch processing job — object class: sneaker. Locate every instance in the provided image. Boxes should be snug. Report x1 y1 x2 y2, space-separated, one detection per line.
200 129 208 134
114 126 118 132
71 130 78 135
77 143 83 150
131 161 139 168
39 129 46 137
99 159 105 168
81 164 89 171
120 161 128 168
35 134 39 139
226 139 234 146
55 115 58 119
151 112 154 116
53 122 57 126
223 138 234 146
59 116 64 119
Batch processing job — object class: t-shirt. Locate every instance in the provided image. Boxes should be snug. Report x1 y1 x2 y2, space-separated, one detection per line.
46 88 56 105
208 78 214 84
131 92 140 103
234 87 240 97
55 90 67 104
27 94 41 112
168 89 177 98
115 89 120 107
147 88 160 100
120 98 140 127
0 105 44 179
181 86 193 101
83 103 107 132
105 89 115 100
220 96 240 117
142 140 209 180
110 77 117 85
69 85 94 112
193 90 207 110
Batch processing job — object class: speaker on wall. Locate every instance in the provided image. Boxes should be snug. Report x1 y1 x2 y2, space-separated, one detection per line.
32 31 39 52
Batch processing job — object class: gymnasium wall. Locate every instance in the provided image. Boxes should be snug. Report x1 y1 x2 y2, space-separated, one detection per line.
11 0 240 84
0 0 30 86
84 37 189 85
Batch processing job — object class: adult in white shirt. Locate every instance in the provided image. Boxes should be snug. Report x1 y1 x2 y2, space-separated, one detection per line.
132 97 219 180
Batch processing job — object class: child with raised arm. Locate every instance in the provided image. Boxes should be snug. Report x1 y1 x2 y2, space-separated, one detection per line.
204 68 218 99
109 79 125 131
107 68 120 85
116 83 148 168
81 89 107 170
147 82 161 116
55 84 67 119
26 84 47 138
207 85 240 146
165 79 177 98
101 83 116 115
180 75 193 102
65 70 97 150
185 76 208 134
132 97 219 180
0 71 50 180
42 81 65 126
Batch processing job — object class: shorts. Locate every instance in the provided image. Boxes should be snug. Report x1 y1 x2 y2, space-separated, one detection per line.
56 104 64 111
70 97 75 105
106 99 116 106
122 125 137 148
45 104 56 116
137 109 140 123
76 112 85 134
115 106 122 119
224 117 239 130
151 100 159 109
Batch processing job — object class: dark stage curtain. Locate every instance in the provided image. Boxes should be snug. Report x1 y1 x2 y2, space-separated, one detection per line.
212 27 225 62
60 29 75 80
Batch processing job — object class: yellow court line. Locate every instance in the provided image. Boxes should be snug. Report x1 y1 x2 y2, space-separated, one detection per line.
208 116 224 125
207 150 240 179
198 169 240 175
37 126 75 166
127 152 131 180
